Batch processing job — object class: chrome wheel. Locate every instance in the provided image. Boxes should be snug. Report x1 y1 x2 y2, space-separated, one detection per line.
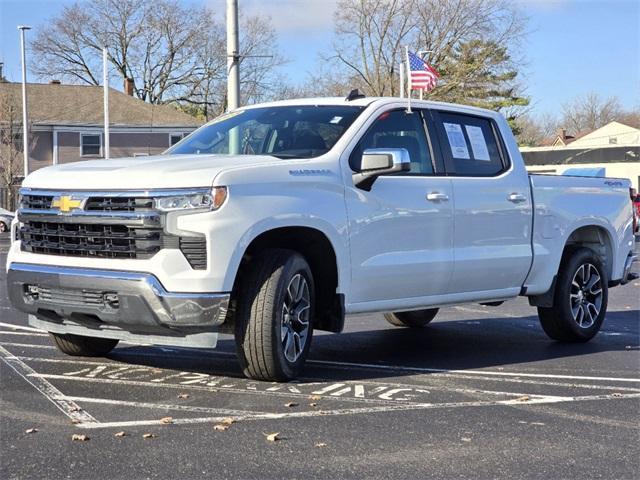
569 263 603 328
281 273 311 362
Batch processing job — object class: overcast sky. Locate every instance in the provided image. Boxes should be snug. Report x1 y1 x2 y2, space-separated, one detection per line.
1 0 638 118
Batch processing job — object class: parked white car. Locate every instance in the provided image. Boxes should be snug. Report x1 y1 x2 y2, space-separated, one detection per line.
0 207 15 233
6 96 637 381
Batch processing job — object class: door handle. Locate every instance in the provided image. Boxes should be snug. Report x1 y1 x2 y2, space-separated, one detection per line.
507 193 527 203
426 192 449 202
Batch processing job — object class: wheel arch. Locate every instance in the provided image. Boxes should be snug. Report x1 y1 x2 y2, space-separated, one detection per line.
227 224 346 333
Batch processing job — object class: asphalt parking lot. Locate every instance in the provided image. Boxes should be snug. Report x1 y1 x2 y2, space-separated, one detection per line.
1 234 639 480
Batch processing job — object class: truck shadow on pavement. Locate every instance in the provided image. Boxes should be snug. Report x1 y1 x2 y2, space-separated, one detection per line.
107 310 638 382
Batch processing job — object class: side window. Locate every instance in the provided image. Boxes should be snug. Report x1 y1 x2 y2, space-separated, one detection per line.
81 133 101 156
435 112 506 176
350 110 434 174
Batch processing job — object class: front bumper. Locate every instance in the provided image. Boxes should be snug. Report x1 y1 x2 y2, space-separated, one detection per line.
7 263 230 332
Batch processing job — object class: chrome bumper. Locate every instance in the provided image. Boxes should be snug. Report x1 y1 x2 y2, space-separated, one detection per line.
7 263 230 329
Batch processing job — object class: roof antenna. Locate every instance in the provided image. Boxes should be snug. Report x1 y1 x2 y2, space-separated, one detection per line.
345 89 365 101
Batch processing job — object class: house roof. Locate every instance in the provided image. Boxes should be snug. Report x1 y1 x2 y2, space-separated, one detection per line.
0 82 201 128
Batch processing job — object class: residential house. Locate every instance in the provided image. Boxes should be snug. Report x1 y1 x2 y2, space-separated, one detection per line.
521 121 640 189
0 80 202 174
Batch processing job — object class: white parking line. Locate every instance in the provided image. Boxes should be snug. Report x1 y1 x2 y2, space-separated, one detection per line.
0 322 45 333
70 392 640 430
0 345 97 425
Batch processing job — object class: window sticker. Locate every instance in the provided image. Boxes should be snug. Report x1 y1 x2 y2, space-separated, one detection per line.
465 125 491 161
443 122 470 159
329 116 343 124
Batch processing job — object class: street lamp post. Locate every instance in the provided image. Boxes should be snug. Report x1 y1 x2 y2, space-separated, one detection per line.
18 25 31 179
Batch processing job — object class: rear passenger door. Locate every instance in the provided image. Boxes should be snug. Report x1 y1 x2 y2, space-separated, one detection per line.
430 110 532 294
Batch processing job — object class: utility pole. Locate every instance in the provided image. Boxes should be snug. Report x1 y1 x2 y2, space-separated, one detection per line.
18 25 31 178
226 0 240 112
103 47 110 160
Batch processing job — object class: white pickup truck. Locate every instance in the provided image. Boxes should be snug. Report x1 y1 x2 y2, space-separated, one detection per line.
7 96 637 381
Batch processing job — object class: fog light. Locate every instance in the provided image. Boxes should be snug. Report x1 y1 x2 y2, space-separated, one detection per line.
25 284 39 300
103 292 119 308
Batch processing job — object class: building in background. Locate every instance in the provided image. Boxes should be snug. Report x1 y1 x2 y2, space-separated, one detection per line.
0 80 201 172
522 121 640 189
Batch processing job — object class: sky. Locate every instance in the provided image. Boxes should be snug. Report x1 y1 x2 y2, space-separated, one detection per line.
0 0 638 119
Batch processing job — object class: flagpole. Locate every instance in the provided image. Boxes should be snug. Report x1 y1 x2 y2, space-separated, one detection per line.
399 61 404 99
404 46 411 113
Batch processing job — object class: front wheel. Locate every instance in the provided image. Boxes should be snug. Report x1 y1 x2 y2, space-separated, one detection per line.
384 309 439 328
234 249 314 381
537 247 608 342
50 332 119 356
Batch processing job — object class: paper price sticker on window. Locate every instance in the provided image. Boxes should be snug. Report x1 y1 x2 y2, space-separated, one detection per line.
443 123 470 159
465 125 491 161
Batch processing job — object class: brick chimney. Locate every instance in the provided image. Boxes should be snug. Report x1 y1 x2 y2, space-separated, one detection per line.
557 128 567 140
124 77 134 96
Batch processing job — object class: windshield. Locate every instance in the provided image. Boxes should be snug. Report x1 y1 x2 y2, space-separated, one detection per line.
167 105 365 159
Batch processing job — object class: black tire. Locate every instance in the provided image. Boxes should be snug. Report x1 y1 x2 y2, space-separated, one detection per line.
384 309 439 328
50 332 119 356
0 221 7 233
234 248 315 381
537 247 608 342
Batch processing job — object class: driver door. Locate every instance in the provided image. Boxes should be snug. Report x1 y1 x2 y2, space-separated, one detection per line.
345 109 454 306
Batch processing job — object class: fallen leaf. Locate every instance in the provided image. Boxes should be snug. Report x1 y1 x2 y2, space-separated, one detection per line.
284 402 299 408
142 433 155 439
160 416 173 424
309 402 318 407
515 395 530 402
177 393 190 399
115 431 126 437
612 393 623 398
221 417 236 425
71 434 89 442
25 428 38 434
315 442 327 448
69 406 82 412
461 437 472 442
71 419 81 425
265 432 280 442
213 424 229 432
309 395 321 401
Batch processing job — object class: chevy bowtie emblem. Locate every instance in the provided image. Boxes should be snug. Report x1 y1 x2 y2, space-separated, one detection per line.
52 196 83 213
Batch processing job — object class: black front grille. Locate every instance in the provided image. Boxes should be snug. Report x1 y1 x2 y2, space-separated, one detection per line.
21 195 53 210
85 197 154 212
20 221 163 259
179 236 207 270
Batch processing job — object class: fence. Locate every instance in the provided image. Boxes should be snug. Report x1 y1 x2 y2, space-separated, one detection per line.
0 186 20 211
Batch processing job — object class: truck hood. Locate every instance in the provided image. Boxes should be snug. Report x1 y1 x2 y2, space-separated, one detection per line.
23 154 283 190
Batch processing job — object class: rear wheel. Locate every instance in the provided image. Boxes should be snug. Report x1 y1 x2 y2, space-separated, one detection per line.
234 249 314 381
50 332 119 356
384 308 439 328
537 247 608 342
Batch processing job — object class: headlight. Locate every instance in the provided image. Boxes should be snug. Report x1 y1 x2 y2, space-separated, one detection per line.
154 187 227 212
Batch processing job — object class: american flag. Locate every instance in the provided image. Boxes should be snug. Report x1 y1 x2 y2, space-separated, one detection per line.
407 50 439 92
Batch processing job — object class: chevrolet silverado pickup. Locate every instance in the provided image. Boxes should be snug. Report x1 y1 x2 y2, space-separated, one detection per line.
6 96 638 381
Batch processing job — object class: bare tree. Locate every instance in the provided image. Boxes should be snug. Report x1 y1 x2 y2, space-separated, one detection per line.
31 0 285 113
0 90 37 210
326 0 528 114
561 93 624 133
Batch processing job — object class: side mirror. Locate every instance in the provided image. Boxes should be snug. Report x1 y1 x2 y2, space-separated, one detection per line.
352 148 411 190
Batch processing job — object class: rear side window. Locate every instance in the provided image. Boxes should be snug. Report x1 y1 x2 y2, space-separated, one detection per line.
435 112 506 176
